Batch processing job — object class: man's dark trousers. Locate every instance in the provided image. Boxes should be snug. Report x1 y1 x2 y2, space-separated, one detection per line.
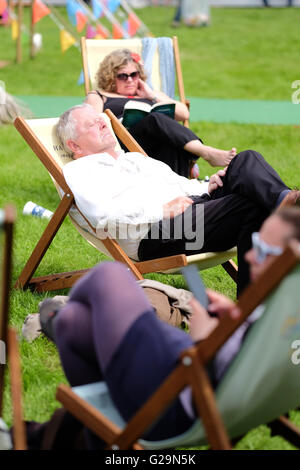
138 150 289 295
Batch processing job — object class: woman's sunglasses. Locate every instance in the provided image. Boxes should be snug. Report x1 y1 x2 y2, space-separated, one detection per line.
251 232 283 264
116 71 140 82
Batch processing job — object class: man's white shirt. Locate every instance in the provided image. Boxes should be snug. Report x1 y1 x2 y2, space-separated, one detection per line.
63 151 209 260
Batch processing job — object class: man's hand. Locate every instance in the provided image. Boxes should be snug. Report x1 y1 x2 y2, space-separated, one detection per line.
208 167 227 194
163 196 194 218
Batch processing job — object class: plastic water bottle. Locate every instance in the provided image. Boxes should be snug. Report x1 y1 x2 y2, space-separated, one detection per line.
23 201 53 220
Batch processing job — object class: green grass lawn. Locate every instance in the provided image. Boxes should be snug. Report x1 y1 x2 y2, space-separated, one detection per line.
1 5 300 450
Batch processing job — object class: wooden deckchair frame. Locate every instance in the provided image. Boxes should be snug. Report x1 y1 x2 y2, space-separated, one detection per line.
56 243 300 450
0 205 26 450
14 109 237 293
81 36 190 128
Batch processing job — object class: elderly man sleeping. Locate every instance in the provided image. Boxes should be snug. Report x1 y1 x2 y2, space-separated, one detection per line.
56 103 300 295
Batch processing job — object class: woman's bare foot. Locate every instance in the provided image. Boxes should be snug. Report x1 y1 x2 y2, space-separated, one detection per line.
183 140 237 168
201 146 237 167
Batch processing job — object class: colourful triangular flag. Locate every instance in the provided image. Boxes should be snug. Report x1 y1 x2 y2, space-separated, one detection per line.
128 12 141 37
0 0 7 15
76 10 87 32
1 8 9 24
91 0 102 19
86 24 96 39
77 69 84 85
96 24 108 39
60 29 76 53
112 23 123 39
11 19 18 40
107 0 120 14
32 0 50 24
66 0 80 26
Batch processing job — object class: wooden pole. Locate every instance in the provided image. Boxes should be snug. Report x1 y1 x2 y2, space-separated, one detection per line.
0 206 15 416
16 0 22 63
30 0 35 59
7 328 27 450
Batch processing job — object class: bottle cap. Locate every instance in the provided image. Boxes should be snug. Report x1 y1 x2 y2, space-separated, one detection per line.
23 201 36 216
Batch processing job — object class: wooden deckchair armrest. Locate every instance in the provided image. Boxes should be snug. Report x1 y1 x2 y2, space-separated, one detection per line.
104 109 148 156
197 244 300 364
134 254 187 274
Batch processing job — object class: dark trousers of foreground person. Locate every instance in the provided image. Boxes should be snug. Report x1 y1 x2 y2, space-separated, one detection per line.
138 150 289 295
55 262 196 448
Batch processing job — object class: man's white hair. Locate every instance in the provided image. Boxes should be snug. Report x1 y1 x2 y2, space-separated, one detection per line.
56 103 94 157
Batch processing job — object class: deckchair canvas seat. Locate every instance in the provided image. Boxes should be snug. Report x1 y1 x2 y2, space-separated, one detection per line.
82 38 163 94
81 36 189 128
57 249 300 450
14 113 238 292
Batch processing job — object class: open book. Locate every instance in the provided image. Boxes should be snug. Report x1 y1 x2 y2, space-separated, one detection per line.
122 100 176 129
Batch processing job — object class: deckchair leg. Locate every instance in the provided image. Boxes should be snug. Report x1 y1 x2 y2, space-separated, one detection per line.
222 259 238 284
15 193 74 290
269 415 300 449
184 349 232 450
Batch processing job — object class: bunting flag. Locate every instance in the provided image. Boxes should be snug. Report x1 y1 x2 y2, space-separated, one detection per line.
11 19 18 40
77 69 84 85
107 0 120 14
76 10 87 32
66 0 80 26
86 24 97 39
91 0 103 19
60 29 76 53
0 0 7 15
96 24 108 39
1 8 9 24
32 0 50 24
128 12 141 37
112 22 123 39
